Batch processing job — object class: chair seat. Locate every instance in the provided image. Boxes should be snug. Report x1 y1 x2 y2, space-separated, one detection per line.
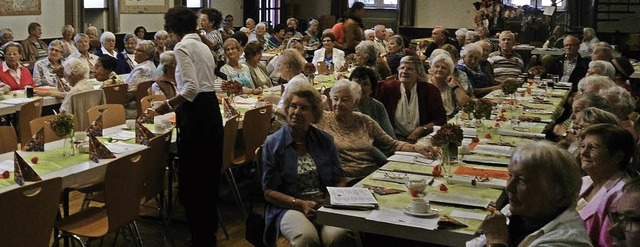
232 154 246 166
56 207 109 238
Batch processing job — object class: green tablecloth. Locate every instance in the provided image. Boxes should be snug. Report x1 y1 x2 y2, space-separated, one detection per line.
0 149 90 188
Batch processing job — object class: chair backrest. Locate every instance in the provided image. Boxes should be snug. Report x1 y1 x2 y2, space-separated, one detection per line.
222 115 240 171
242 105 273 163
104 152 144 232
0 177 62 247
135 80 154 116
87 104 126 128
30 115 64 143
102 83 128 105
17 98 43 146
69 89 106 131
0 125 18 153
140 130 172 202
139 94 167 116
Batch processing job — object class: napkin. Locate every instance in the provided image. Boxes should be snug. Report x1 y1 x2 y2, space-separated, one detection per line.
24 127 45 152
88 133 116 163
88 114 103 137
135 119 155 146
497 128 545 139
14 151 41 186
223 97 239 119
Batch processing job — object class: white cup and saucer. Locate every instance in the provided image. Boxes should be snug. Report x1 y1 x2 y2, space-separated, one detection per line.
124 119 135 130
403 198 437 217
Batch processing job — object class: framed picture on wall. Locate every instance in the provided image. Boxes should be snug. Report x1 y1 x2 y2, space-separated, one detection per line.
0 0 41 16
120 0 170 14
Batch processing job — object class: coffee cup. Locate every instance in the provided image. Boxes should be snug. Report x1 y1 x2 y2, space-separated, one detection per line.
126 119 135 129
411 198 431 214
74 131 87 142
405 179 427 193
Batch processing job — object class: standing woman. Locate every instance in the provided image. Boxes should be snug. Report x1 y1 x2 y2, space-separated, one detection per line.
152 5 223 247
198 8 225 63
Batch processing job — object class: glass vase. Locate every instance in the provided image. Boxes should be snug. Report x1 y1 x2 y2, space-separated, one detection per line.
440 144 453 178
62 132 75 157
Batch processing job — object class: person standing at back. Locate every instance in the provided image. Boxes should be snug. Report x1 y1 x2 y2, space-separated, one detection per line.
152 5 223 247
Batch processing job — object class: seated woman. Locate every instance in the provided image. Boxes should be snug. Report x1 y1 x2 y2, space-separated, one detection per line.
96 55 123 87
316 79 437 183
35 58 94 113
153 30 168 65
32 40 68 90
475 141 592 247
276 49 310 112
350 67 395 139
569 107 621 159
267 38 307 84
151 51 177 98
116 34 138 75
577 123 634 247
376 55 446 143
384 35 406 76
304 19 320 48
0 42 36 90
220 38 261 95
95 31 118 58
69 33 98 78
124 40 157 91
354 40 391 81
312 33 346 73
262 83 355 247
243 41 272 88
266 24 286 50
428 54 472 119
457 43 498 98
600 86 638 142
556 93 612 150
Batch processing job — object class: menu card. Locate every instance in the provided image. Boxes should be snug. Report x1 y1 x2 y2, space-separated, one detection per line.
325 187 378 210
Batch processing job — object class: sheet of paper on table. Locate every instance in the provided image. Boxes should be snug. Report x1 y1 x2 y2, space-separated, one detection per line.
326 187 378 209
104 142 146 154
0 160 13 172
387 151 437 166
450 210 488 221
365 208 439 230
462 154 510 166
471 144 513 157
426 192 492 209
106 131 136 141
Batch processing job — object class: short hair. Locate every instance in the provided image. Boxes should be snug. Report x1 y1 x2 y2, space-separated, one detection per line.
573 92 612 112
137 40 156 59
465 31 480 43
285 27 296 35
134 26 147 35
330 79 362 104
385 28 394 35
389 35 404 48
308 19 319 26
123 33 137 43
350 67 379 96
48 39 64 50
461 43 482 57
430 48 451 61
100 31 116 44
232 32 249 46
164 5 198 37
61 25 74 34
578 107 621 126
199 8 223 28
455 28 468 37
0 28 13 39
287 18 298 26
588 60 615 78
584 27 597 38
63 57 89 79
439 44 459 61
85 26 97 33
364 29 375 38
244 41 264 59
430 54 455 76
278 48 306 74
159 50 176 68
223 38 242 52
273 24 286 34
374 25 386 32
283 83 323 123
578 75 616 94
510 141 582 208
400 55 427 79
97 55 118 71
579 123 634 169
73 33 89 44
600 86 636 119
27 22 41 34
321 32 336 42
350 1 365 11
154 30 169 40
355 40 378 65
592 42 614 61
1 41 21 54
256 22 266 29
499 30 515 40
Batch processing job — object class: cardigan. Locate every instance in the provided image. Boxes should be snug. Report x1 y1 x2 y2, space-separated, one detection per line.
0 63 36 90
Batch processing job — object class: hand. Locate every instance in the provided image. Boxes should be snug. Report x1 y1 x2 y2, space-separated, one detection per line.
406 127 424 144
252 87 263 95
552 124 568 137
481 210 509 245
146 106 160 117
299 199 319 219
415 145 439 159
34 90 48 97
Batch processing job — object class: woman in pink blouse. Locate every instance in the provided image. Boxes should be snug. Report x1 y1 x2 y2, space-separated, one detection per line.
0 42 35 90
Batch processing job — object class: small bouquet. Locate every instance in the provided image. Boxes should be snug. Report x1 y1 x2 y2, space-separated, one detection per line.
462 100 476 114
430 123 464 148
221 80 243 96
501 78 519 95
303 62 316 75
474 98 494 120
49 113 74 137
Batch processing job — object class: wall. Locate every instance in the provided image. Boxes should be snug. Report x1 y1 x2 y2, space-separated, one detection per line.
287 0 331 20
0 2 65 40
210 0 243 28
414 0 477 29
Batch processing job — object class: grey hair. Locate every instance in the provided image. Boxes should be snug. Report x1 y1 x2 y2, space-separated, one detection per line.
461 43 482 57
61 25 74 34
583 27 597 38
499 30 515 39
374 25 386 32
278 48 306 73
400 55 427 79
287 18 298 25
123 33 137 43
385 28 394 35
430 54 454 76
364 29 375 37
0 28 12 37
578 107 621 126
355 40 378 65
85 26 98 33
465 31 480 43
429 48 451 61
600 86 636 119
455 28 468 37
308 19 319 26
330 79 362 104
137 40 156 59
283 82 323 123
1 41 21 54
154 30 169 40
510 141 582 209
159 50 176 68
588 60 616 78
591 42 614 61
256 22 266 29
573 92 612 112
48 39 64 50
63 57 89 79
578 75 616 93
73 33 89 44
100 31 116 44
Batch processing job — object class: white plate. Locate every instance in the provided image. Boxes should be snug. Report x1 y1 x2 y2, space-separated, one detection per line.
403 206 438 217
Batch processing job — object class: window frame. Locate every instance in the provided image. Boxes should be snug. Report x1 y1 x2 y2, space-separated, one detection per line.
349 0 397 10
508 0 564 10
83 0 107 9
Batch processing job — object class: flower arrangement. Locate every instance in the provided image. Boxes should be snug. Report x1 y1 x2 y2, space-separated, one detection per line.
49 113 74 137
501 78 519 95
430 123 464 148
474 98 494 120
462 100 476 114
303 62 316 75
221 80 243 96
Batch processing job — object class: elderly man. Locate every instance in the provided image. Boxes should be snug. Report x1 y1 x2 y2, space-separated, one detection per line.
21 22 48 61
608 177 640 247
545 35 589 92
245 18 256 33
423 27 457 58
373 24 387 55
487 30 524 84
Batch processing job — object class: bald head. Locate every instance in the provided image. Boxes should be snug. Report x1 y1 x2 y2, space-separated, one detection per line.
563 35 580 58
432 27 447 45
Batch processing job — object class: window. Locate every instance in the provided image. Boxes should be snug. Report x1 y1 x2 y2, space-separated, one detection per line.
184 0 203 8
348 0 397 9
84 0 106 9
509 0 563 8
258 0 281 27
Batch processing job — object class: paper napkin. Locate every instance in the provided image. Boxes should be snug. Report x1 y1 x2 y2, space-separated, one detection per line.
223 97 239 119
14 151 41 186
88 133 116 163
24 127 45 152
135 119 155 146
88 114 104 137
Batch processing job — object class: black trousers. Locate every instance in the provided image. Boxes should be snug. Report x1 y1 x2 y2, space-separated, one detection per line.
176 92 223 247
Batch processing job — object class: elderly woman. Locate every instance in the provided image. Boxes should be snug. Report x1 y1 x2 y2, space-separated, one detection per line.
576 123 635 246
0 42 36 90
262 83 355 247
477 141 592 247
305 19 320 47
351 67 395 139
268 38 307 83
455 28 468 48
276 49 310 112
571 107 621 150
151 51 177 98
33 40 68 89
85 26 101 54
376 55 447 143
220 38 261 95
385 35 406 76
587 60 616 79
116 34 137 74
317 79 437 183
95 31 117 58
134 26 147 40
249 22 270 44
198 8 225 63
312 33 346 73
96 55 123 87
243 41 272 88
601 86 638 141
429 54 472 118
69 33 98 78
124 40 157 91
578 75 616 95
579 27 600 58
458 43 498 98
35 58 94 113
354 40 391 80
21 22 47 61
59 25 77 58
465 31 481 45
556 92 612 148
153 30 169 65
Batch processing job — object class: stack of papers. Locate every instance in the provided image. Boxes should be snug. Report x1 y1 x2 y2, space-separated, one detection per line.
426 193 493 209
106 131 136 141
325 187 378 210
471 144 513 157
387 151 437 166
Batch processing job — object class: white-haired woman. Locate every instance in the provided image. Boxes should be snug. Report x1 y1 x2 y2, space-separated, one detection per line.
579 27 600 58
276 49 310 113
429 54 472 118
151 51 178 98
116 33 137 74
59 25 77 57
32 40 69 90
458 43 497 98
125 40 157 91
577 74 616 94
305 19 320 47
153 30 169 65
36 58 93 113
587 60 616 79
248 22 269 44
600 86 638 141
95 31 117 58
68 33 98 78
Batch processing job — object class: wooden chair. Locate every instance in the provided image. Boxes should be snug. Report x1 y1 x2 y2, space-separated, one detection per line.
140 130 173 221
54 152 145 246
87 104 126 128
217 115 240 240
101 83 128 105
0 126 18 154
30 115 64 143
68 89 106 131
135 80 154 117
139 94 167 117
0 177 62 247
17 98 43 146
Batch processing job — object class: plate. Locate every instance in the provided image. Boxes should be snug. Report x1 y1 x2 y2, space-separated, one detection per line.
403 206 438 217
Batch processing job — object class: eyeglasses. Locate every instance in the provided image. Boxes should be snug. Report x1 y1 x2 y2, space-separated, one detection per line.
609 211 640 232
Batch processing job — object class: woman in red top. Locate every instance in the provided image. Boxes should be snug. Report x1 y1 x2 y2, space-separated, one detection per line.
0 42 36 90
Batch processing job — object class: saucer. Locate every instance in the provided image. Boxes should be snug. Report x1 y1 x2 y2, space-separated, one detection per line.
403 206 437 217
122 127 133 130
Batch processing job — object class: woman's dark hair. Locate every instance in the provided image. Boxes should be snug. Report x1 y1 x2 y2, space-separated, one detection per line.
233 32 248 46
579 123 635 170
244 41 263 59
350 67 378 96
134 26 147 35
321 32 336 42
199 8 223 29
285 27 296 36
350 2 365 12
164 6 198 37
273 24 286 34
98 55 118 72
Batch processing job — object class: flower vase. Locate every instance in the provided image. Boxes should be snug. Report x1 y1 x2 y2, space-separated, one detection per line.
62 132 75 157
440 144 453 177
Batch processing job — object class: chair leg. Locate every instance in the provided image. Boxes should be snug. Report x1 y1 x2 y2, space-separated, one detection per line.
217 208 230 240
225 168 247 219
131 221 144 247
